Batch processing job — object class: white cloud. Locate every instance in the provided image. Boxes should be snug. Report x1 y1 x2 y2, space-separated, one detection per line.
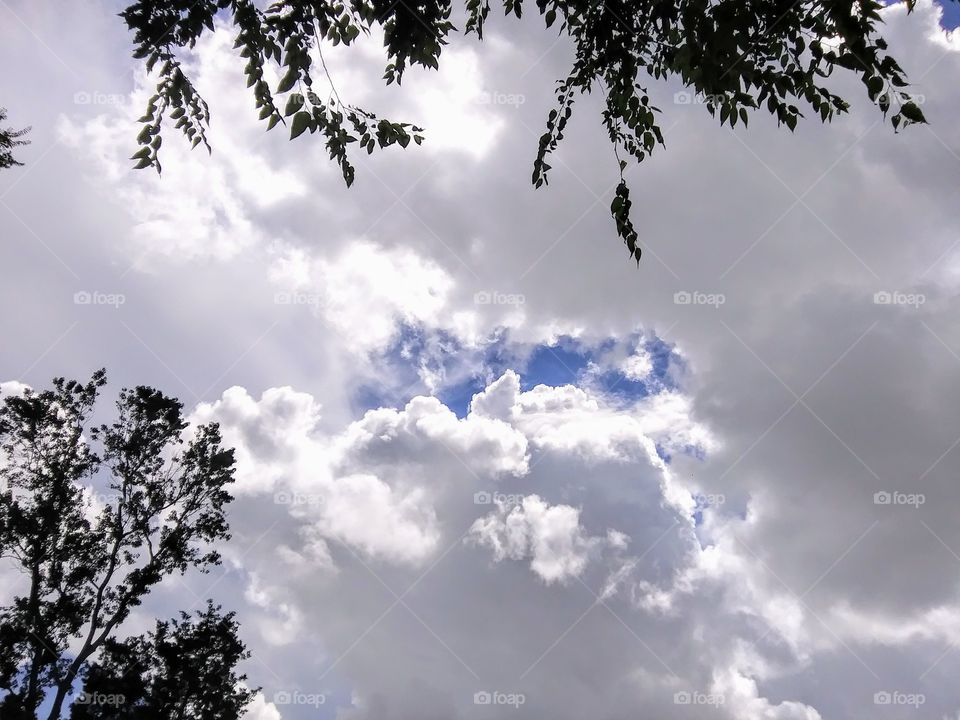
56 27 306 268
0 381 30 397
621 346 653 381
242 691 283 720
469 494 619 584
191 385 323 495
269 240 458 354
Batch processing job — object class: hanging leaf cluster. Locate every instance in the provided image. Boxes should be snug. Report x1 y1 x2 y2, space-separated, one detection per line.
122 0 931 263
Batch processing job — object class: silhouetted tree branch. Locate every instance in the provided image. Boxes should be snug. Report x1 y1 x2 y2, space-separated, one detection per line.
120 0 945 264
0 108 30 169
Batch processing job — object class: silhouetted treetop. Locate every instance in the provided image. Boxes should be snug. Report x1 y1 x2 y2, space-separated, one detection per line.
0 371 254 720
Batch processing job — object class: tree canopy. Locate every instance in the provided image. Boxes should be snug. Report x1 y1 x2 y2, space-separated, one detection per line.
0 372 254 720
121 0 940 264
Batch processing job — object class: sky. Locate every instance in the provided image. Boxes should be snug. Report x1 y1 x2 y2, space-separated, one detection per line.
2 0 960 718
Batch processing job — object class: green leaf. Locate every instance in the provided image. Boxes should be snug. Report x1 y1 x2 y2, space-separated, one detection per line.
277 69 298 94
290 111 310 139
900 101 926 123
283 94 303 117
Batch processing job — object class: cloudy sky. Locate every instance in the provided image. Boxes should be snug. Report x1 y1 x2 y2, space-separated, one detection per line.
3 0 960 717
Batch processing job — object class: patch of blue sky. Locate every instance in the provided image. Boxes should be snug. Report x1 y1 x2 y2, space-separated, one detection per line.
880 0 958 28
654 442 672 464
353 326 688 420
935 0 960 28
581 332 685 403
351 322 466 414
520 338 595 389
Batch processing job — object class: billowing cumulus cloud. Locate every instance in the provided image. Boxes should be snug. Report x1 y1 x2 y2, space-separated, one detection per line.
469 494 620 584
186 369 733 719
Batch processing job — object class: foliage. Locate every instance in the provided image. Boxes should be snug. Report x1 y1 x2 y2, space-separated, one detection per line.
0 108 30 170
122 0 935 263
0 371 253 720
70 603 253 720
